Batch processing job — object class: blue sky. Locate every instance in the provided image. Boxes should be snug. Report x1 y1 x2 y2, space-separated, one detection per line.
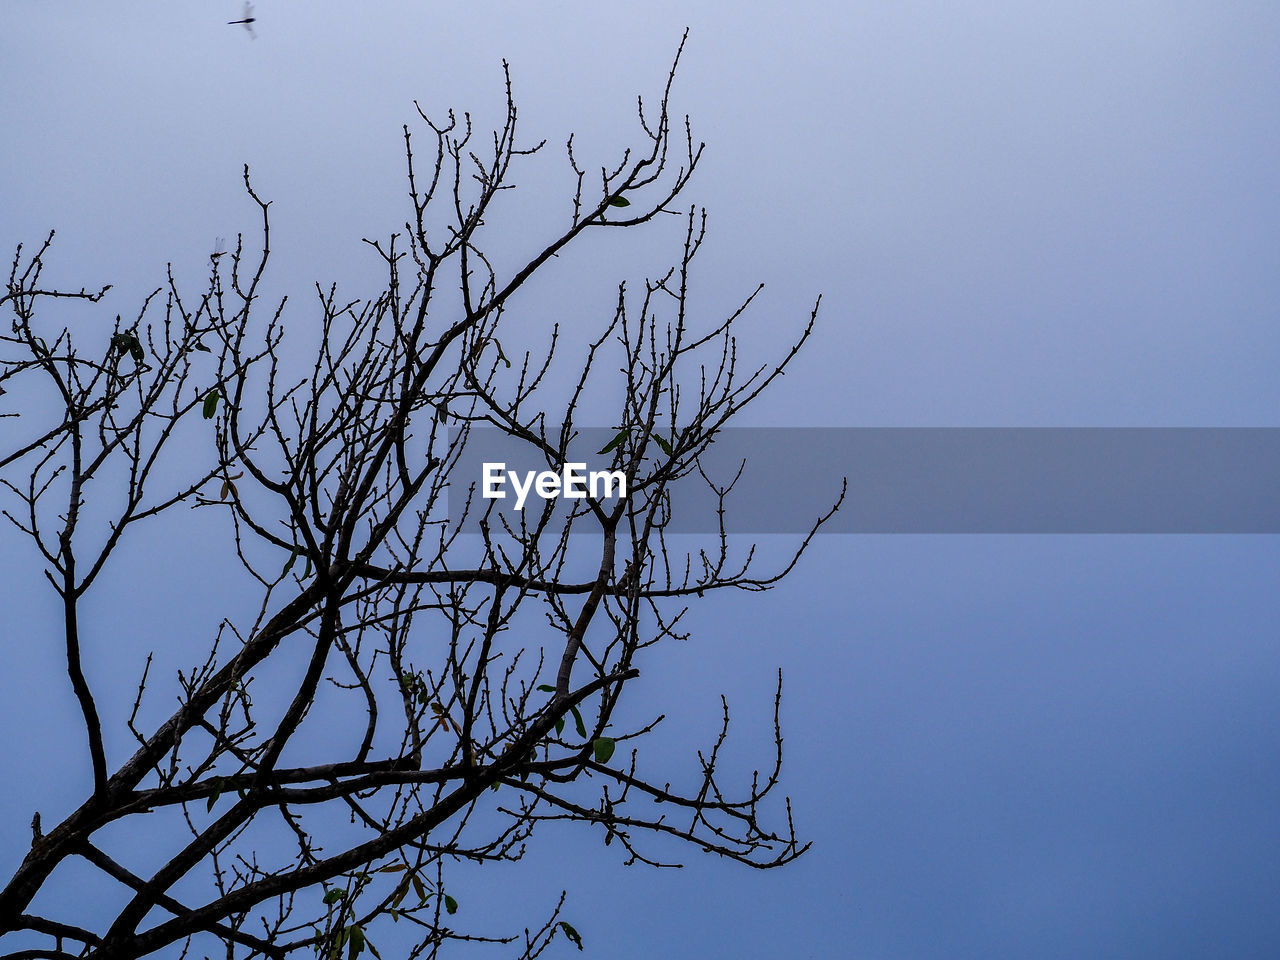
2 2 1279 957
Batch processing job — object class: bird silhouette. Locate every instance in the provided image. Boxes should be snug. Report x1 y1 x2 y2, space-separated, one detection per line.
228 2 256 38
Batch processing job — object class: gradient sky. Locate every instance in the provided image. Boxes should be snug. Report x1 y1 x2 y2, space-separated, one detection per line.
3 3 1279 958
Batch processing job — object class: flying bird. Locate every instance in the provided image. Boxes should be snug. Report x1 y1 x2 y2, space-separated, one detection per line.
228 2 256 38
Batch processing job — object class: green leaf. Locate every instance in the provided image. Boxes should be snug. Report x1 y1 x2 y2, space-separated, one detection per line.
323 888 345 905
536 683 556 693
555 716 565 736
411 874 427 906
193 340 212 353
282 550 298 576
390 878 410 910
303 555 313 579
593 737 616 763
364 937 381 960
111 332 144 364
347 925 364 960
607 195 631 208
596 428 628 456
206 779 222 812
569 705 586 739
443 894 458 915
653 434 674 458
202 388 221 420
379 862 407 873
559 921 583 950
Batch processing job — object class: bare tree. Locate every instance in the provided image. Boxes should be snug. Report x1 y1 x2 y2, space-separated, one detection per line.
0 41 840 960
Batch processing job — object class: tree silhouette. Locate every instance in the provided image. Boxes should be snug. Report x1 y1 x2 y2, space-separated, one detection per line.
0 41 837 960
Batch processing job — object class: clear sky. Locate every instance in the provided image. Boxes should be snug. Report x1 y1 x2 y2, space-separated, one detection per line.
3 2 1279 957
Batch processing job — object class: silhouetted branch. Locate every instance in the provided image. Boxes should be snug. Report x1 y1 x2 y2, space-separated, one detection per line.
0 39 830 960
